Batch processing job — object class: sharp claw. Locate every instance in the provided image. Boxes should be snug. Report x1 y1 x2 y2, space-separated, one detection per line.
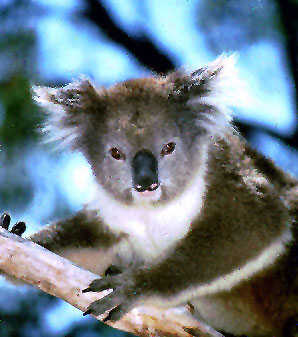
83 309 92 316
103 305 124 322
102 313 112 322
1 213 11 230
82 287 92 293
104 265 123 276
11 222 26 236
84 278 114 292
103 308 116 322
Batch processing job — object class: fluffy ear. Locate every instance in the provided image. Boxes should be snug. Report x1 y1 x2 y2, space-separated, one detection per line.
168 54 248 135
32 78 102 148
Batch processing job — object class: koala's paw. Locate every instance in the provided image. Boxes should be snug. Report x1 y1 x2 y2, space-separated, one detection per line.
82 273 137 322
0 213 26 236
104 264 123 276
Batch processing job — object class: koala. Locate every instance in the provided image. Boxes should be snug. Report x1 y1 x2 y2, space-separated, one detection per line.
2 55 298 337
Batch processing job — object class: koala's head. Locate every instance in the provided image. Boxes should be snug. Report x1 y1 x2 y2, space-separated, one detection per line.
33 55 242 205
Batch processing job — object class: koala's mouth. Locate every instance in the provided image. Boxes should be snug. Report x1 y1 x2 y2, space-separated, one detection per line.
131 185 162 203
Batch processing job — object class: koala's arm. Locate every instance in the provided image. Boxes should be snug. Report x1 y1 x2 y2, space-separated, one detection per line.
133 202 291 305
28 210 122 275
131 140 293 304
86 160 296 328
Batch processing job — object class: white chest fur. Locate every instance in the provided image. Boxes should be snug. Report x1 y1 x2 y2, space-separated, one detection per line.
89 164 207 262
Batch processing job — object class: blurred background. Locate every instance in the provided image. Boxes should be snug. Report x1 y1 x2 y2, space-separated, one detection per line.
0 0 298 336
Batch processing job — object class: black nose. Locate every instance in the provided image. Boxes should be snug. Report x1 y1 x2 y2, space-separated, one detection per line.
132 150 159 192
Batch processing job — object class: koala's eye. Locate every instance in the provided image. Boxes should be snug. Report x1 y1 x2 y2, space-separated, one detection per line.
110 147 126 160
161 142 176 156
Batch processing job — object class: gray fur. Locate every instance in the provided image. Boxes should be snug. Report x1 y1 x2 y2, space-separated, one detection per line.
29 55 298 337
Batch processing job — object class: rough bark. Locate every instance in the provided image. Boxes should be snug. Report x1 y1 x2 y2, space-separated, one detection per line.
0 227 223 337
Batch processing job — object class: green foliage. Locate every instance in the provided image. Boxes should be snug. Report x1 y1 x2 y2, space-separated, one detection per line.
0 0 41 153
0 73 42 152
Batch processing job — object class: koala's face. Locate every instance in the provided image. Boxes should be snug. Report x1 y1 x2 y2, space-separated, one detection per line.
83 88 210 205
34 55 235 205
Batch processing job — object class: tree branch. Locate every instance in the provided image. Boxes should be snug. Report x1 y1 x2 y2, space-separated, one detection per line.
275 0 298 147
0 227 224 337
82 0 175 73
